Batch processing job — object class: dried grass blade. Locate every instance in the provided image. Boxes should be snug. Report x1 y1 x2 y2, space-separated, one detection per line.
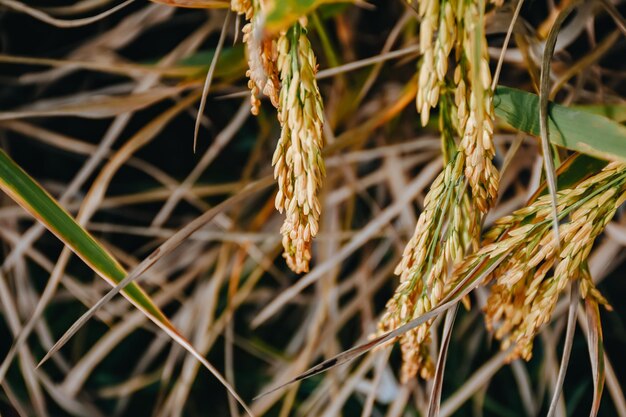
252 156 438 328
0 0 135 27
359 347 392 417
254 251 511 399
599 0 626 37
148 0 229 8
546 281 580 417
427 304 459 417
193 10 231 151
584 298 605 417
605 356 626 417
491 0 525 89
38 176 273 369
0 87 187 120
40 0 116 16
538 0 583 252
511 360 537 417
0 54 192 80
317 45 421 80
0 149 254 415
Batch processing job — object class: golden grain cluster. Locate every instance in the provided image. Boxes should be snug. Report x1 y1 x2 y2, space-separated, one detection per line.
232 0 280 115
235 0 622 384
416 0 499 211
233 0 325 273
457 3 499 213
378 0 500 380
272 24 325 273
478 163 625 360
378 154 479 381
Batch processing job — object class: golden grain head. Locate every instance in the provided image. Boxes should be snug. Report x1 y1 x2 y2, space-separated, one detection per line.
381 0 623 385
243 17 280 116
457 4 499 213
475 164 626 361
272 24 325 274
230 0 253 18
377 154 481 380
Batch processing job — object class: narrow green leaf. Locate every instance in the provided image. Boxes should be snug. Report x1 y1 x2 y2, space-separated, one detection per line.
0 149 167 324
0 149 252 415
494 86 626 163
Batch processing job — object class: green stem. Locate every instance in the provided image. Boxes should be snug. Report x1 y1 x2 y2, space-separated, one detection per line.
311 11 340 68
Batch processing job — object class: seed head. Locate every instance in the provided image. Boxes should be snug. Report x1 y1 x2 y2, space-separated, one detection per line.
272 24 325 273
378 154 479 381
464 163 626 361
243 17 280 115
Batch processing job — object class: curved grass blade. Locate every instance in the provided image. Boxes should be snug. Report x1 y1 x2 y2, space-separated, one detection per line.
41 0 124 16
148 0 229 8
193 10 231 152
0 0 135 27
427 304 459 417
539 9 583 413
546 281 580 417
494 86 626 163
584 297 606 417
254 251 512 399
491 0 524 89
0 149 253 416
538 0 583 257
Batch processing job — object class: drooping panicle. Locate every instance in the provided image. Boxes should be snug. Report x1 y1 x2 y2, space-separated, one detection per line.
378 154 479 381
232 0 280 115
272 23 325 273
455 163 626 360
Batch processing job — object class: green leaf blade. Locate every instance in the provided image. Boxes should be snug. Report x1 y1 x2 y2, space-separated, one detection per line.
0 148 253 414
0 149 169 324
494 86 626 163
